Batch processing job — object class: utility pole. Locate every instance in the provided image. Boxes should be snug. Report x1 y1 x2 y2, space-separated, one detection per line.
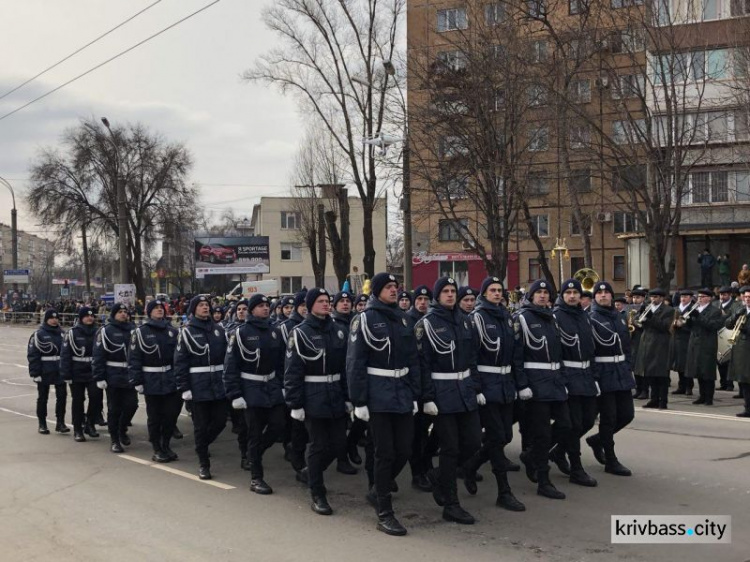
402 136 412 291
81 223 91 294
0 175 18 293
101 117 129 285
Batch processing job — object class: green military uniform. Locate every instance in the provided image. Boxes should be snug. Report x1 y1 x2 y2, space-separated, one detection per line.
685 303 724 404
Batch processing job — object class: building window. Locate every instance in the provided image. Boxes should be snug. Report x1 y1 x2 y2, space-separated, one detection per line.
611 74 645 100
612 0 644 7
439 260 470 286
528 258 541 280
570 168 592 192
485 3 506 24
439 135 469 158
280 242 302 261
613 255 626 280
526 0 546 17
436 50 468 72
439 218 469 241
281 276 303 294
613 165 647 191
613 211 639 233
655 49 729 84
613 119 646 145
731 0 750 15
527 84 547 107
437 8 468 32
570 79 591 103
281 211 300 230
530 214 549 237
569 0 585 14
571 213 593 236
570 256 586 273
529 126 549 151
570 125 590 149
611 29 645 53
528 172 550 195
530 40 548 63
493 89 506 111
437 176 468 200
735 110 750 141
686 171 729 204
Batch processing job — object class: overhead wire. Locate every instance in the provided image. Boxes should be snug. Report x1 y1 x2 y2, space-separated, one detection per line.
0 0 164 101
0 0 223 123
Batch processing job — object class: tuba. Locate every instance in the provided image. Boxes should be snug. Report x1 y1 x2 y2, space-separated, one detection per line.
573 268 600 292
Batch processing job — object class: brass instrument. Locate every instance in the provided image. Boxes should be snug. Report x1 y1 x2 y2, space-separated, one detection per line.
671 301 699 331
573 268 600 292
636 304 654 325
627 308 638 333
728 313 747 345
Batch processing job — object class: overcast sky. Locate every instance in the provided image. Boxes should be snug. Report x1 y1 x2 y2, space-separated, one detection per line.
0 0 303 236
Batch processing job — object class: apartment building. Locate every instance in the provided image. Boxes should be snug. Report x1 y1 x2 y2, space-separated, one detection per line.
0 223 55 288
407 0 750 291
250 191 387 293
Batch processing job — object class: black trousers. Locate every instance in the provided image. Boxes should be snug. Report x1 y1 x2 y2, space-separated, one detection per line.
145 392 182 447
304 416 347 498
476 402 515 472
718 363 733 390
434 410 481 504
191 399 228 466
740 382 750 412
648 377 669 405
369 412 414 501
596 390 634 458
106 387 138 442
36 382 67 422
409 411 433 477
555 395 597 459
697 379 716 403
231 408 248 457
676 372 694 392
528 400 572 473
70 381 98 431
244 404 286 479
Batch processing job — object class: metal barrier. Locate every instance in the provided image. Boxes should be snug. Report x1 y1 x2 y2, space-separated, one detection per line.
0 312 186 328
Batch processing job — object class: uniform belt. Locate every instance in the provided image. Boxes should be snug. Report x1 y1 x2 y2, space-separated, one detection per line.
72 356 93 363
523 362 560 370
41 356 60 362
431 369 471 381
241 371 276 382
189 365 224 373
142 365 172 373
106 361 127 368
594 355 626 364
562 360 590 369
477 365 511 374
304 373 341 383
367 367 409 378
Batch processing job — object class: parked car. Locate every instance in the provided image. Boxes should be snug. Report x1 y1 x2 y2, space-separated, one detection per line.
198 244 236 264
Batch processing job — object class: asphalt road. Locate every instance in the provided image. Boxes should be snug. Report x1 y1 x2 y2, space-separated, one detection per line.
1 325 748 562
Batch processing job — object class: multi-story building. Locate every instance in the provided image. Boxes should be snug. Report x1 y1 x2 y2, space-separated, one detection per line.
250 190 387 293
0 222 55 290
407 0 750 292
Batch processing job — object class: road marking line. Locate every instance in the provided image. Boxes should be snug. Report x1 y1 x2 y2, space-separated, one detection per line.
0 393 35 401
119 454 236 490
0 405 40 420
639 408 750 423
0 362 31 371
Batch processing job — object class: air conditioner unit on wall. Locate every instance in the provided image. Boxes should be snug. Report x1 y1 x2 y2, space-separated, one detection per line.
462 240 476 250
596 212 612 223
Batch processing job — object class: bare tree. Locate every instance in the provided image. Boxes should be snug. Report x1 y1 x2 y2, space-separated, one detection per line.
244 0 404 276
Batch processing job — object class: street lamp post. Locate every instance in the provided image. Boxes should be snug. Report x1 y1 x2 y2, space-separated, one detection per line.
0 175 18 292
101 117 129 285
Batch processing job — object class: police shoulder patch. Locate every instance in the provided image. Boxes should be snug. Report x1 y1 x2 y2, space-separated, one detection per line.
415 324 424 340
508 318 513 328
337 330 344 340
351 316 360 334
287 336 295 350
402 317 407 327
271 331 277 339
214 329 220 337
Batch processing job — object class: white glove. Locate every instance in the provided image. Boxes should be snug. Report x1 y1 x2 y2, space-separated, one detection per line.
595 382 601 397
477 393 487 406
423 401 439 416
518 388 533 401
345 401 354 414
181 390 193 401
232 397 247 409
97 380 108 390
135 385 144 394
33 376 42 383
413 401 418 415
354 405 369 422
291 408 305 422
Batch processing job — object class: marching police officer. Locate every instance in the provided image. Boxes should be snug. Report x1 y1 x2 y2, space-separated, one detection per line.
285 288 350 516
347 273 421 536
407 285 431 327
128 299 180 463
175 295 228 480
416 276 482 524
279 290 308 343
60 307 98 441
224 294 286 495
685 288 724 405
457 286 477 315
586 281 635 477
93 303 136 452
274 295 295 326
355 294 368 313
211 305 225 326
397 290 412 312
222 299 250 456
671 290 695 396
636 288 673 409
461 276 526 511
551 279 598 487
28 309 68 435
514 280 570 500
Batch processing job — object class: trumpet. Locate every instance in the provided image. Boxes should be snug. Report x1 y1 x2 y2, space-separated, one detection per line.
636 304 654 325
672 301 700 330
728 313 747 345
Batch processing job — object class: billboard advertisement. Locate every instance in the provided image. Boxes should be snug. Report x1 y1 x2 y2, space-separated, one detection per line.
194 236 270 277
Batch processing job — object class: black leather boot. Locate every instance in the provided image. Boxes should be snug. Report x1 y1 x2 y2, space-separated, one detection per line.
55 418 70 434
73 430 86 442
604 453 632 476
172 426 183 439
84 423 99 438
110 441 124 453
585 435 605 465
311 495 333 515
162 438 178 461
250 478 273 495
411 473 433 492
494 471 525 512
38 419 50 435
151 443 170 463
568 456 597 487
427 468 445 506
461 452 483 495
519 450 537 483
549 444 571 475
377 495 407 536
537 468 566 499
442 486 475 525
198 464 212 480
120 432 131 446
